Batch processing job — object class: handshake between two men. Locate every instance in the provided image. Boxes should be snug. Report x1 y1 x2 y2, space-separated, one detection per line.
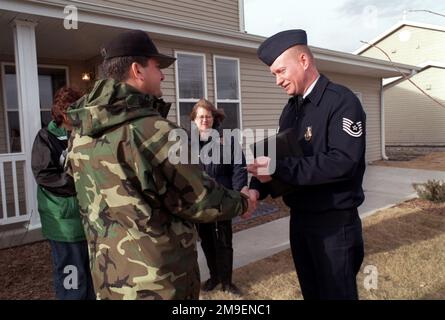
239 156 274 219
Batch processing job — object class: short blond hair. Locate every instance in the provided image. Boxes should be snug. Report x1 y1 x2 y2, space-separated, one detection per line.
289 45 314 60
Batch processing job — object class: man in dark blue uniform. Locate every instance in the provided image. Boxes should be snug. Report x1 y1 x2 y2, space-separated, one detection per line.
247 29 366 300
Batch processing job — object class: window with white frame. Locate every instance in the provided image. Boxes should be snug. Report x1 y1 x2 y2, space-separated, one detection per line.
2 64 68 153
175 52 206 132
214 56 241 130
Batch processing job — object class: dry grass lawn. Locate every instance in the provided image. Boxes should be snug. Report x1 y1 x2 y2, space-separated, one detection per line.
200 198 445 300
1 150 443 300
202 151 445 299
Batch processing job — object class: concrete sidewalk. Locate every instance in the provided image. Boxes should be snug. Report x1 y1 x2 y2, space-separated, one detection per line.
198 165 445 281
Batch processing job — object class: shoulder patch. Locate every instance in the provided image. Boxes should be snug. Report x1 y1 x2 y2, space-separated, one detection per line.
342 118 363 137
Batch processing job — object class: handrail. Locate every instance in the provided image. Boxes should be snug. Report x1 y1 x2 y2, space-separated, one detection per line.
0 155 29 225
0 153 26 162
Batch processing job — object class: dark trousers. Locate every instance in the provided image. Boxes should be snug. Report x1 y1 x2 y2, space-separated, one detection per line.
198 220 233 285
289 210 364 300
49 240 95 300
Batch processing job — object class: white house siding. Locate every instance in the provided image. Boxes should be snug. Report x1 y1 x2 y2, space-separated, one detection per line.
359 25 445 66
87 0 240 32
385 67 445 145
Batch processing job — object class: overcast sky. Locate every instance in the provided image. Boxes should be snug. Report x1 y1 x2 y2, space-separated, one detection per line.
244 0 445 53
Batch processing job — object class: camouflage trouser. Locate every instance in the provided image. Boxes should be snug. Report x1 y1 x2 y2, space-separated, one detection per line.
180 263 201 300
92 262 201 300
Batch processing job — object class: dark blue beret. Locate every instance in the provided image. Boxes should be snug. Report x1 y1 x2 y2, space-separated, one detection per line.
257 29 307 66
101 30 176 69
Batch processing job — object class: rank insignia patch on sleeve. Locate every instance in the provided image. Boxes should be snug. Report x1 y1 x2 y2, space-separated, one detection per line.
342 118 363 137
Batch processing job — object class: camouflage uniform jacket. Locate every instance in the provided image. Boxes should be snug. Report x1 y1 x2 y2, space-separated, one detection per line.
66 79 247 300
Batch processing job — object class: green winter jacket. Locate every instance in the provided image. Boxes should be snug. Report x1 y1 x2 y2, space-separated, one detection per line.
31 121 85 242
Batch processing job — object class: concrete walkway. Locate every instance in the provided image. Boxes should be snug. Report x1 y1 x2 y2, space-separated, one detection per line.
198 165 445 281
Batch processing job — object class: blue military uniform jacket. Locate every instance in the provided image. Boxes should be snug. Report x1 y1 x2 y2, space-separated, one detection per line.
250 74 366 213
198 135 247 192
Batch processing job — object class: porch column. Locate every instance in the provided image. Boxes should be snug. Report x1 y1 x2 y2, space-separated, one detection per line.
12 19 41 229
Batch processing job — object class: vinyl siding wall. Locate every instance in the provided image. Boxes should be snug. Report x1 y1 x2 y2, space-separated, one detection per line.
384 67 445 145
360 25 445 145
87 0 240 31
155 41 382 162
360 25 445 66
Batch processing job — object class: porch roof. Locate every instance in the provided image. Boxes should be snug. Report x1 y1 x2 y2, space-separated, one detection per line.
0 0 419 78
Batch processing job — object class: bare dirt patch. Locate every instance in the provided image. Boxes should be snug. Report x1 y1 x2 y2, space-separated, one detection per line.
373 147 445 172
0 240 54 299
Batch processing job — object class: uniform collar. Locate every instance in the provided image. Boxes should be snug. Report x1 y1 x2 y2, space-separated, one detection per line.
305 74 329 107
303 75 320 99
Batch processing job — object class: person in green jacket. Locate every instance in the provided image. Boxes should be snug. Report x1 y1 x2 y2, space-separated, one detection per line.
31 87 95 300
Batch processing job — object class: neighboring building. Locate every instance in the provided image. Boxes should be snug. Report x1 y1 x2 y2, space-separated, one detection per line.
0 0 416 247
355 21 445 147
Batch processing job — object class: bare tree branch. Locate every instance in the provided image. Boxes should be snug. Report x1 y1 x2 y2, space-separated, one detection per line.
407 9 445 18
360 40 445 109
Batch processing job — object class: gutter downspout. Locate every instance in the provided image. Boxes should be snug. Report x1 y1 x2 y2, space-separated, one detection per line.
380 69 418 160
380 82 389 160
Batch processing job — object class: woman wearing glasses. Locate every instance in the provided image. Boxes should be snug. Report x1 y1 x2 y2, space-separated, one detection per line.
189 98 247 295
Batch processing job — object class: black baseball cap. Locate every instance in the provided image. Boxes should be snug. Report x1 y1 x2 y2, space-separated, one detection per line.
101 30 176 69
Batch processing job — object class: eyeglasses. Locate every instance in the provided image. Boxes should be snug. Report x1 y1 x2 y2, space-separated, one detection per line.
197 115 213 120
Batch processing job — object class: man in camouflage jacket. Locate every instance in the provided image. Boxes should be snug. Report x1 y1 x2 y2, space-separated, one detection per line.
66 30 251 300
